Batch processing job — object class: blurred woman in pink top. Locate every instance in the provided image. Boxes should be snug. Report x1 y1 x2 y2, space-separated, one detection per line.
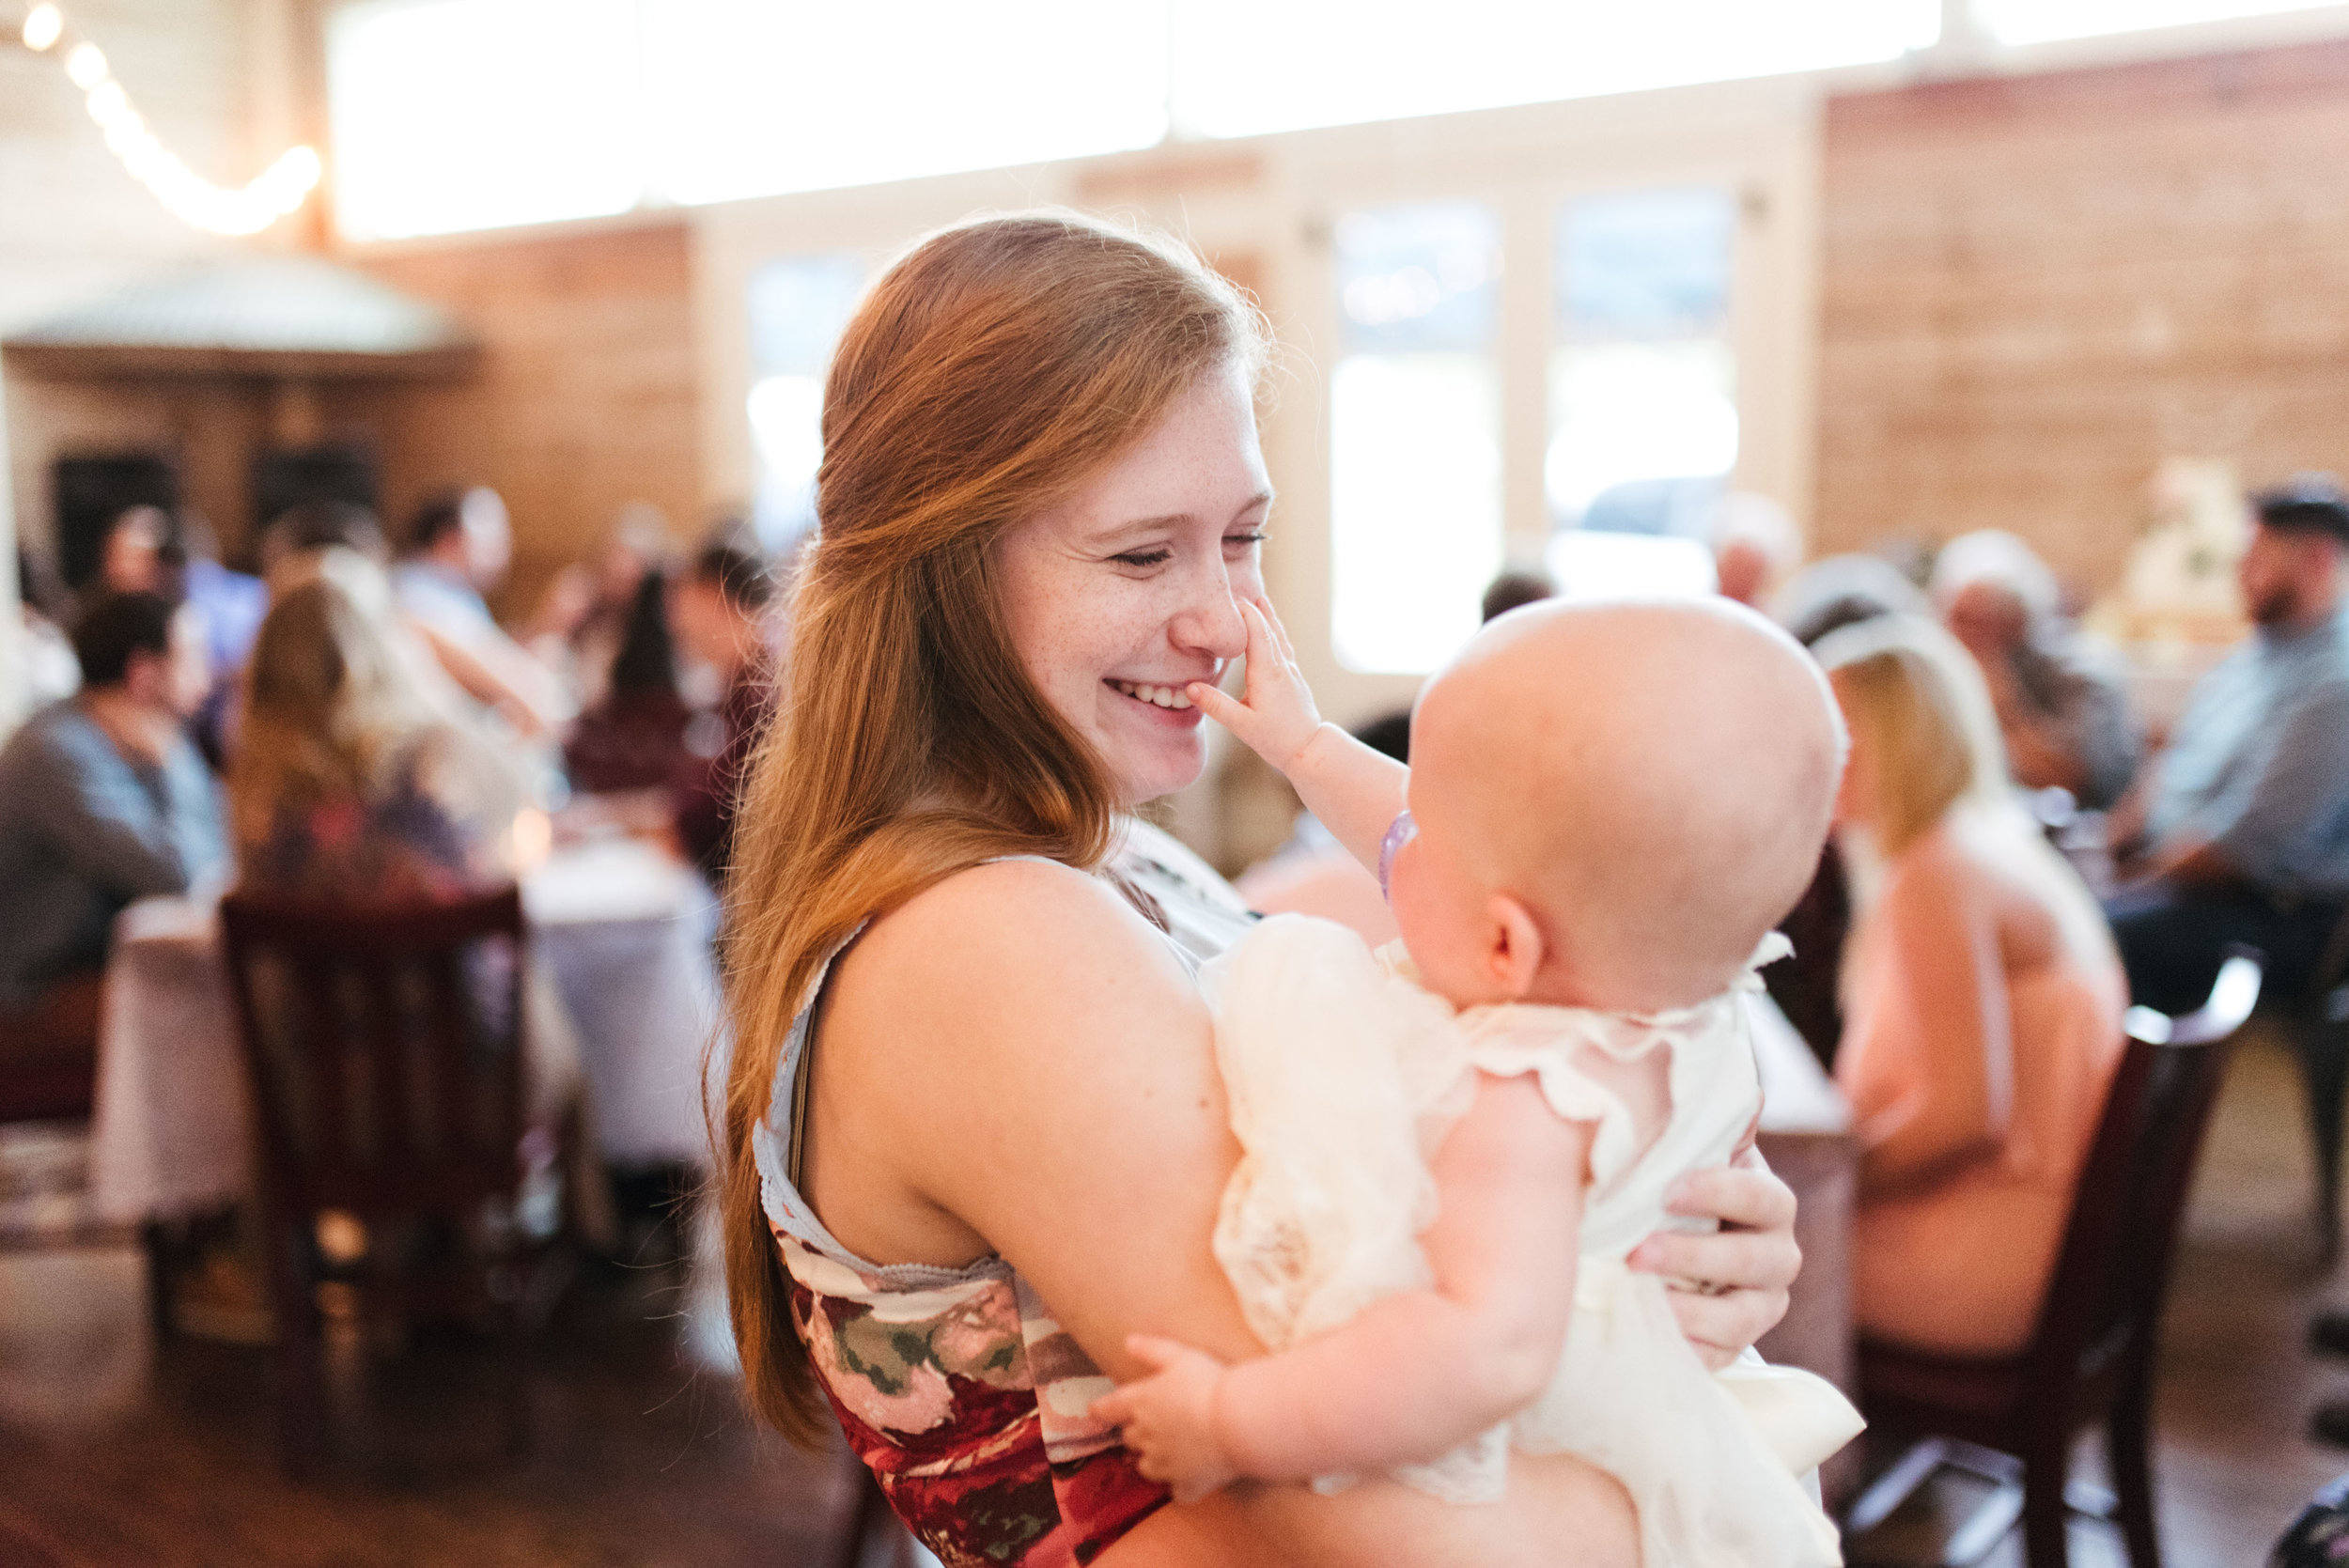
1816 615 2127 1358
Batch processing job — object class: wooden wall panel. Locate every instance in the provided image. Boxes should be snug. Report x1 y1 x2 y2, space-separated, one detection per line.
327 220 704 614
1816 40 2349 595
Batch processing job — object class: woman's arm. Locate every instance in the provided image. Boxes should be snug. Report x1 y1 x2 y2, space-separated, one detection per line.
1094 1077 1589 1498
812 862 1641 1568
813 859 1284 1368
1849 846 2014 1196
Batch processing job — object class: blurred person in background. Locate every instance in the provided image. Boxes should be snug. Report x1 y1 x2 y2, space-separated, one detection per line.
1709 491 1804 609
1480 567 1555 624
109 507 267 767
1762 552 1933 1066
257 499 389 580
1818 614 2126 1357
227 574 607 1241
564 568 692 796
1772 551 1928 649
15 547 81 706
89 505 172 603
392 488 573 737
2105 474 2349 1015
668 541 775 878
530 503 670 710
230 576 528 899
0 592 226 1079
169 510 268 691
1930 529 2139 811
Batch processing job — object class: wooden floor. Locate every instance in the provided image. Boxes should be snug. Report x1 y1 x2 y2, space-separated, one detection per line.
0 1219 863 1567
0 1032 2341 1566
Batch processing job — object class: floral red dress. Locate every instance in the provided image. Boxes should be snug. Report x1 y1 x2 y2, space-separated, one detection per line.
753 828 1256 1567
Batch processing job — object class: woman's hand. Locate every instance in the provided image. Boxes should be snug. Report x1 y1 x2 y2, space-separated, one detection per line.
1091 1334 1241 1505
1626 1153 1799 1371
1188 597 1325 776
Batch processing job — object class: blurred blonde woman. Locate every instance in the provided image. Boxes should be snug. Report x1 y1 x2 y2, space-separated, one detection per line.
230 568 522 898
228 568 603 1234
1815 614 2127 1357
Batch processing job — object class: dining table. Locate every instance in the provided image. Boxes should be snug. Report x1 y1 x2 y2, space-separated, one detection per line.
86 835 723 1229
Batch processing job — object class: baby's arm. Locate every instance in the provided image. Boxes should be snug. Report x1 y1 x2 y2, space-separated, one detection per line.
1093 1074 1591 1500
1187 598 1408 877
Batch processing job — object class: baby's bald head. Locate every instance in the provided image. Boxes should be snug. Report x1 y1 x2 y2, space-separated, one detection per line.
1406 598 1843 1012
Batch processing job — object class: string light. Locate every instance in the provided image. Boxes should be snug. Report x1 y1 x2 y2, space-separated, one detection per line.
20 2 57 51
16 3 320 236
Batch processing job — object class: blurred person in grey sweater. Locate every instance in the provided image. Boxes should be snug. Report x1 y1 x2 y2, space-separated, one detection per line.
0 593 226 1110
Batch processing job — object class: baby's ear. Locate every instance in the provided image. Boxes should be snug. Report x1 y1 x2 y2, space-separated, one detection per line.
1484 893 1547 1001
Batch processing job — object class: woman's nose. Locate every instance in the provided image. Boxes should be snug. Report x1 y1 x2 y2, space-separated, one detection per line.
1171 575 1247 661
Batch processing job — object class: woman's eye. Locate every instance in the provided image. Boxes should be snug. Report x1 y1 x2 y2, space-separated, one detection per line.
1112 548 1172 568
1223 531 1268 551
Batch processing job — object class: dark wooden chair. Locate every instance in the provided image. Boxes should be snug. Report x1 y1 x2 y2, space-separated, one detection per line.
0 972 102 1124
2282 905 2349 1262
1843 950 2262 1568
219 885 574 1476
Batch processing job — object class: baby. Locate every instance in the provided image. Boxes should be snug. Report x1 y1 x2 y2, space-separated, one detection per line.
1092 595 1863 1567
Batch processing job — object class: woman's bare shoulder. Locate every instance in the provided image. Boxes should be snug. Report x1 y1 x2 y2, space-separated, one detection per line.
828 854 1204 1063
865 855 1176 977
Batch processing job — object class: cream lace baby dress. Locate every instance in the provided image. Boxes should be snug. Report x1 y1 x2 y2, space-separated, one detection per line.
1205 914 1863 1568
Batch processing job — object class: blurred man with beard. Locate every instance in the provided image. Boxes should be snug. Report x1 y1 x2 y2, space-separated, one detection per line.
2105 475 2349 1013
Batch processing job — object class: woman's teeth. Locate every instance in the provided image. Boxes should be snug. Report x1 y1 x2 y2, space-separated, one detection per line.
1112 679 1193 710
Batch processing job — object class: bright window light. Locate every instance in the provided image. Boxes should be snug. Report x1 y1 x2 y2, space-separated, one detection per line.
1329 202 1504 675
328 0 644 241
1330 356 1503 674
745 252 866 552
1546 530 1719 600
329 2 1952 237
641 0 1169 205
1980 0 2343 45
1548 187 1738 530
1547 343 1738 520
1172 0 1940 140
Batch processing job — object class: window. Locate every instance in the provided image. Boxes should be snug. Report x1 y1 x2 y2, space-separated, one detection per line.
745 253 865 552
1328 201 1504 674
330 1 1949 240
330 0 1169 237
1978 0 2341 45
1545 187 1737 594
327 0 645 241
638 0 1169 207
1172 0 1941 140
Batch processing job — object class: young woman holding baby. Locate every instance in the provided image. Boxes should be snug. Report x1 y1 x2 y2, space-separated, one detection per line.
717 213 1808 1566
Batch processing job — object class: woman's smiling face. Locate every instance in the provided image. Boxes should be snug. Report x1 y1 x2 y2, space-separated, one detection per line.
995 363 1273 808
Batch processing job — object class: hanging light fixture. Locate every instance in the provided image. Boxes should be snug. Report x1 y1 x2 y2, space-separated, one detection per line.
15 2 322 237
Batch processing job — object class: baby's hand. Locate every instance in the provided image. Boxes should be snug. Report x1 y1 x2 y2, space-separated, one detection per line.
1189 598 1327 777
1089 1333 1240 1504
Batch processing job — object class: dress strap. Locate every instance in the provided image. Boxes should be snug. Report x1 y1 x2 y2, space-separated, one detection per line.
782 853 1068 1190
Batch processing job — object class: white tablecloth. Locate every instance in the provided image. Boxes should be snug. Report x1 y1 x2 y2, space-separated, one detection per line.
88 839 723 1225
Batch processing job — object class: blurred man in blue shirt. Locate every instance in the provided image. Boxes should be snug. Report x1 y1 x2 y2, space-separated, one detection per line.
2107 475 2349 1012
0 592 226 1116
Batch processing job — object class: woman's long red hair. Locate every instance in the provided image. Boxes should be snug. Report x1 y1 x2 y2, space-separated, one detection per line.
719 211 1266 1441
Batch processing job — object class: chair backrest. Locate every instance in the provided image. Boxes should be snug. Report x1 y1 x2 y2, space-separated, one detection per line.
2028 952 2260 1402
219 885 529 1219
